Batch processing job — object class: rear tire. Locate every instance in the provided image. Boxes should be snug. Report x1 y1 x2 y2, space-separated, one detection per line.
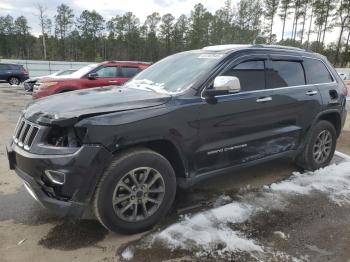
8 77 20 86
93 148 176 234
296 120 337 171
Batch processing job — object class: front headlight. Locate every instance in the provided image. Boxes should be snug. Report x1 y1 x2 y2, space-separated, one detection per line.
46 126 83 147
36 81 58 91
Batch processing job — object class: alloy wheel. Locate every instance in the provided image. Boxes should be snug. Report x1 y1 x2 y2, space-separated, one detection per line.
313 130 332 164
9 77 20 85
112 167 165 222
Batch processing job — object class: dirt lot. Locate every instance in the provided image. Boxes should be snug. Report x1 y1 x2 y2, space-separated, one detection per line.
0 84 349 262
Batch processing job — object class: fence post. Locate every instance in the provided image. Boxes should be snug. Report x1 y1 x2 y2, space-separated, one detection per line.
48 60 51 74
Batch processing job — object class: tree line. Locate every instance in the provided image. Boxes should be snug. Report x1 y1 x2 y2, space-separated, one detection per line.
1 0 350 66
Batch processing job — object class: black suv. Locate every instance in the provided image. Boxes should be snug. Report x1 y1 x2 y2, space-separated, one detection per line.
0 63 29 85
6 45 347 233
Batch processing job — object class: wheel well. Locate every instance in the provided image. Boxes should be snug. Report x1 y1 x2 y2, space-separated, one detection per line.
119 140 187 178
58 89 73 93
318 112 341 137
146 140 186 178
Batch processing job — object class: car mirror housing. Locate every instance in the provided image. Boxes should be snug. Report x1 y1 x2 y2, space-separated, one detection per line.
204 76 241 98
88 73 98 80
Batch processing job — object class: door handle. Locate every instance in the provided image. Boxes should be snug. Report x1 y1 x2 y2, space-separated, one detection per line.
306 90 318 96
256 97 272 103
109 80 118 83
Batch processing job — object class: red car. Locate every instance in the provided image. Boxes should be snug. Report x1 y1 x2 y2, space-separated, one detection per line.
32 61 151 99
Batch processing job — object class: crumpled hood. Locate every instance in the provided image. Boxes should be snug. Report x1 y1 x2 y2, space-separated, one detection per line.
24 86 171 125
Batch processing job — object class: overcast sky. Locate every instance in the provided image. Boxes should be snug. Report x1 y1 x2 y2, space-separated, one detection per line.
0 0 339 43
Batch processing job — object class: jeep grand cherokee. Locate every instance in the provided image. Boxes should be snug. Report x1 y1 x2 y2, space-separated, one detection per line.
6 45 347 233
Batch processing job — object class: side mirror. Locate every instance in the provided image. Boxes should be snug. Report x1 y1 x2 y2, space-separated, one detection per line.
204 76 241 97
88 72 98 80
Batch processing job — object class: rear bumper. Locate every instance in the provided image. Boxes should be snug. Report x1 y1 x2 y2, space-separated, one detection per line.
341 107 347 130
6 142 112 218
20 75 29 82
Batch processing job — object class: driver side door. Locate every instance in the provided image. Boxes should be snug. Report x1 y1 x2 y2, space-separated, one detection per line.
194 54 297 175
82 65 122 89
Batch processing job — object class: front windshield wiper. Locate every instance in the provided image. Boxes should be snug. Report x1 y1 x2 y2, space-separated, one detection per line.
141 85 161 93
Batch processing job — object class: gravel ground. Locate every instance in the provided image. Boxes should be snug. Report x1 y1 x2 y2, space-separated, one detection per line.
0 83 349 262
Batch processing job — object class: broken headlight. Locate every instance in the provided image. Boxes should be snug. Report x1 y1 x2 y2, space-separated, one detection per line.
46 126 86 147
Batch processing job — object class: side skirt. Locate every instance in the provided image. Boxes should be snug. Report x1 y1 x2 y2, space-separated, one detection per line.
177 150 297 189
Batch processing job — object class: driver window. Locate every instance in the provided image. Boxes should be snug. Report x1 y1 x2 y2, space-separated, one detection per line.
221 60 265 91
95 66 118 78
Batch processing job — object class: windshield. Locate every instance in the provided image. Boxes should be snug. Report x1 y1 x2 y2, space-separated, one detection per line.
126 52 223 94
57 69 76 76
68 64 98 78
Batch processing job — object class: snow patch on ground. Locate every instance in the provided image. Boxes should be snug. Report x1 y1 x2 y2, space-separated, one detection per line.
270 162 350 206
273 231 289 240
151 161 350 259
121 247 134 260
154 202 262 255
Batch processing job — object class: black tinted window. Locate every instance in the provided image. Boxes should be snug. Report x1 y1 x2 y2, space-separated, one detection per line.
270 61 305 88
221 60 265 91
0 64 9 70
121 67 140 78
303 58 333 84
8 64 21 70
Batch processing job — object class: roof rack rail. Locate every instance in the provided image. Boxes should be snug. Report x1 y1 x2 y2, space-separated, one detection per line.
202 44 252 51
253 44 305 51
106 61 152 64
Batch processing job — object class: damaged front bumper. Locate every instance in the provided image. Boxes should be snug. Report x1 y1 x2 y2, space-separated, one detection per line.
6 142 112 218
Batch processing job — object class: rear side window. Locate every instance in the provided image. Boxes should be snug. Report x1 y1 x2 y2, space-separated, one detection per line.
270 61 305 88
221 60 265 91
0 64 9 70
121 67 140 78
303 58 333 84
8 64 21 70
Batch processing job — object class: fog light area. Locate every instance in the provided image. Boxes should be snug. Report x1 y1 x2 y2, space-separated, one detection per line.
44 170 66 185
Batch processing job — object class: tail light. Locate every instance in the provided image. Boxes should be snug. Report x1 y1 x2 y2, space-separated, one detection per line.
343 80 349 96
21 70 28 75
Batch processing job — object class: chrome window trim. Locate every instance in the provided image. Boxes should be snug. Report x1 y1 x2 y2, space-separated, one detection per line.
200 53 337 100
200 54 267 99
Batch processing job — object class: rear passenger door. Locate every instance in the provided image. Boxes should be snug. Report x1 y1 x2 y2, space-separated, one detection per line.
302 57 339 111
266 55 323 145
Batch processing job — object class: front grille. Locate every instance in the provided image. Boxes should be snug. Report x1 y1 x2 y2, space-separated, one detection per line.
13 117 39 150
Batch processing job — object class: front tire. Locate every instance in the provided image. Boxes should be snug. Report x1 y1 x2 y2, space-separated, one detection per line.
93 148 176 234
24 82 34 91
296 120 337 171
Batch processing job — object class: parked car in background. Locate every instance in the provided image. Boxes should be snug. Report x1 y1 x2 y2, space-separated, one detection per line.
338 72 348 80
0 63 29 85
343 79 350 95
32 61 151 99
7 45 347 234
23 69 77 92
